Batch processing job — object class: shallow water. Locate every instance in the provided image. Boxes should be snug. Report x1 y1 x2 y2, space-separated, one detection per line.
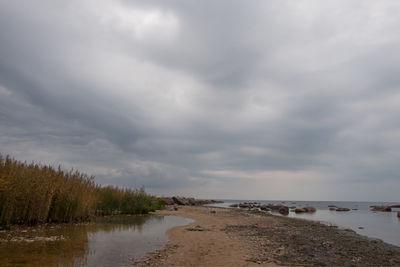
211 200 400 247
0 215 193 267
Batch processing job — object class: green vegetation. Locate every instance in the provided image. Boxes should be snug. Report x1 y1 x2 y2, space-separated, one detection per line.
95 185 164 216
0 155 163 225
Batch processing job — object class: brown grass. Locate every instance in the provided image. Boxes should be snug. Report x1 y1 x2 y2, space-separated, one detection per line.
0 155 163 225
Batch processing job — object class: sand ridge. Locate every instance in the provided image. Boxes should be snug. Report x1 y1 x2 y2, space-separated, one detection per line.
132 206 276 266
132 205 400 267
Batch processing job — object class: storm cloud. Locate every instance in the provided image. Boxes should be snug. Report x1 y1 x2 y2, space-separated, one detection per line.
1 0 400 201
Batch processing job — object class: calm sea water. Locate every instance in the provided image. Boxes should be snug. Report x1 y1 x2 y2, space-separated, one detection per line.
0 215 193 267
210 200 400 247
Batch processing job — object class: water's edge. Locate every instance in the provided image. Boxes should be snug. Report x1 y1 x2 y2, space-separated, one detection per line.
209 200 400 247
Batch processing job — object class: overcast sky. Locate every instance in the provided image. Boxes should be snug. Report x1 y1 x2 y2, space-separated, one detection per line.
1 1 400 201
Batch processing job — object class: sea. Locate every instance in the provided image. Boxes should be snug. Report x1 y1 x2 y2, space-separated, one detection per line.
209 200 400 247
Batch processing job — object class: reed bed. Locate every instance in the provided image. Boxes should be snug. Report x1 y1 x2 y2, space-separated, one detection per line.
0 155 163 225
95 186 164 215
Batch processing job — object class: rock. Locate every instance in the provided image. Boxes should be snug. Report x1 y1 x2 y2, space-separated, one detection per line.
336 208 350 211
260 205 271 211
294 206 316 213
370 206 391 212
397 211 400 218
294 208 306 213
278 206 289 215
303 206 316 212
389 204 400 208
186 225 207 231
187 198 196 206
160 197 174 205
229 204 239 208
172 197 186 205
329 207 336 211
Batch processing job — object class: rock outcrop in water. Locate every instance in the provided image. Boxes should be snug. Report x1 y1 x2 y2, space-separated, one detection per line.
370 205 392 212
294 206 316 213
230 202 317 215
336 207 350 211
160 197 222 206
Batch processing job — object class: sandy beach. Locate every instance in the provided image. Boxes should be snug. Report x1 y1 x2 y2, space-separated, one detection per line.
133 206 400 267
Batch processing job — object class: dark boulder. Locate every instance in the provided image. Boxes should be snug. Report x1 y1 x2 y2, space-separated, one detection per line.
294 208 306 213
278 206 289 215
370 206 391 212
160 197 174 205
336 208 350 211
303 206 316 212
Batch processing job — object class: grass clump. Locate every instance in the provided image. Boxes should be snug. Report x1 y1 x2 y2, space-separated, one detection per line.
0 154 163 226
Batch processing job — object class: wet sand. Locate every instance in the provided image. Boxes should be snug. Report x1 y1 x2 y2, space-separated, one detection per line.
133 206 400 267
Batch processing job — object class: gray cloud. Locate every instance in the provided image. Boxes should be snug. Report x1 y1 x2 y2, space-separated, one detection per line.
1 0 400 201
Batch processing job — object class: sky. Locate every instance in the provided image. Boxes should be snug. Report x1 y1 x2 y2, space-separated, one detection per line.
1 1 400 201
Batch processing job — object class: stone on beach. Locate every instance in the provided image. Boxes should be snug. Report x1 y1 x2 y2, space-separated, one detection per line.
160 197 222 206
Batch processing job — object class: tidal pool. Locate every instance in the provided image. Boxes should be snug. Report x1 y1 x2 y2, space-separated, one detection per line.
0 215 193 267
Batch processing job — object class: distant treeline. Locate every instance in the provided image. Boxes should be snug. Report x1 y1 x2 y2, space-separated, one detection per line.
0 155 163 225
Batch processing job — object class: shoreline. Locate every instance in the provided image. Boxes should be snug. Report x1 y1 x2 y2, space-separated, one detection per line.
133 206 400 266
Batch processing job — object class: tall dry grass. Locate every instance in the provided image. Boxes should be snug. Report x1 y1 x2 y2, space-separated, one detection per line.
0 155 163 225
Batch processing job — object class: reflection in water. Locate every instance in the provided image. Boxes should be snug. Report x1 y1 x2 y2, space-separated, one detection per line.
0 215 192 267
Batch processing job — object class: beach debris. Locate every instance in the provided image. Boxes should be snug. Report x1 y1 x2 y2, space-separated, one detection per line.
186 225 208 232
1 235 65 243
336 208 350 211
370 205 392 212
